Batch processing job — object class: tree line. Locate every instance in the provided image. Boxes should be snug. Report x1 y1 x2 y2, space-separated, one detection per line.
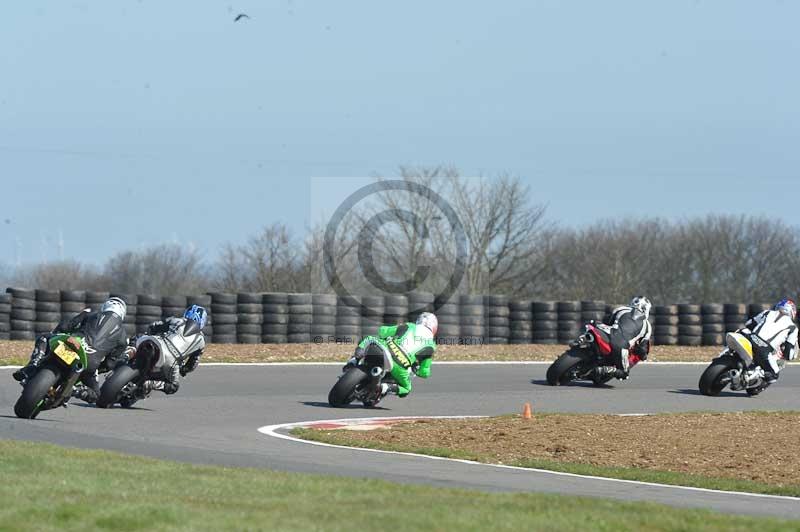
3 170 799 304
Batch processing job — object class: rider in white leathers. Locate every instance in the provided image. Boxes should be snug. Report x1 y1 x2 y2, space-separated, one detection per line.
734 299 798 395
130 305 207 398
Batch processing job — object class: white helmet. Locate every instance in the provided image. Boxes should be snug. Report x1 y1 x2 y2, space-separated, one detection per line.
416 312 438 335
630 296 652 318
101 297 127 320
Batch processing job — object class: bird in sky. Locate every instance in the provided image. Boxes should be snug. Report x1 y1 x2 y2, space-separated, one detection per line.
234 13 250 22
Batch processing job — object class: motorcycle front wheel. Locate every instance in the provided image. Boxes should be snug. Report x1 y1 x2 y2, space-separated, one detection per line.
698 358 736 396
546 349 590 386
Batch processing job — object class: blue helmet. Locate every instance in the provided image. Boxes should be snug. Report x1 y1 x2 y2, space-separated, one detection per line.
773 299 797 321
184 305 208 330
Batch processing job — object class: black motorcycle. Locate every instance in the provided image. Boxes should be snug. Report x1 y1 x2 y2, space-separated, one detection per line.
97 340 160 408
328 344 396 407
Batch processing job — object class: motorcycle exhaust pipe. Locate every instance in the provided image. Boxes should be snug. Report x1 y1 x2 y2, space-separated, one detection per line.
367 366 385 389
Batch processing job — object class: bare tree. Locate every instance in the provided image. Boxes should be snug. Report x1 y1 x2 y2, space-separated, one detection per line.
106 244 208 295
10 260 106 290
215 223 304 293
446 174 548 294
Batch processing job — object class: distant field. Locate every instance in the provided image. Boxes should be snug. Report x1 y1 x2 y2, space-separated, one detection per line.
0 340 721 365
0 439 796 532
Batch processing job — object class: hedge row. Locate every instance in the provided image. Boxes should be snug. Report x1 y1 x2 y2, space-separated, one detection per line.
2 288 775 346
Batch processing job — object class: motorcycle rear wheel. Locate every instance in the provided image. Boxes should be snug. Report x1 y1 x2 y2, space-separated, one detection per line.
97 366 140 408
546 349 589 386
328 367 368 407
14 364 60 419
698 359 736 396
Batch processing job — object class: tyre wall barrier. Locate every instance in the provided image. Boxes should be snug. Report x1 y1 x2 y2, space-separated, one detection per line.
653 305 678 346
508 299 532 345
483 295 509 345
0 293 11 340
459 294 484 345
2 287 788 346
209 292 236 344
262 292 289 344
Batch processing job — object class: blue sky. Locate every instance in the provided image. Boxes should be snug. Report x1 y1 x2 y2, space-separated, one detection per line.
1 1 797 265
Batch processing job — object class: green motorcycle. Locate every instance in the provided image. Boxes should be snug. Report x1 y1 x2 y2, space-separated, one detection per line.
14 334 88 419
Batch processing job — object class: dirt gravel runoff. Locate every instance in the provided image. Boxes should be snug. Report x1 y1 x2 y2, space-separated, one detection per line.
0 340 724 365
300 413 800 490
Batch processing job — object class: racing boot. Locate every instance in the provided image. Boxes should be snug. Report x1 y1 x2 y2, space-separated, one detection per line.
363 383 397 407
71 384 98 404
592 366 627 385
12 337 48 382
747 381 771 396
591 366 616 386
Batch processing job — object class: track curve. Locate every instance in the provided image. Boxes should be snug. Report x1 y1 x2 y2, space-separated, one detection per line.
2 363 800 519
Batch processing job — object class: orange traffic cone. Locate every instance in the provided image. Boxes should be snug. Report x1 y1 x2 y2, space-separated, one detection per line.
522 402 532 420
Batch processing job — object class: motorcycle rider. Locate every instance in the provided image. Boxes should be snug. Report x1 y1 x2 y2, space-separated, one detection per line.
126 305 208 400
12 297 130 403
347 312 438 403
589 296 653 383
734 298 798 395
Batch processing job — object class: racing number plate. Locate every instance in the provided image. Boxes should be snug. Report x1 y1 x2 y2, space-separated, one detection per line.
54 342 78 365
387 339 411 369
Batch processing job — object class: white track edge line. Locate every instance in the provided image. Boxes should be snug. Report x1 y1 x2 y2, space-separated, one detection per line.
257 415 800 503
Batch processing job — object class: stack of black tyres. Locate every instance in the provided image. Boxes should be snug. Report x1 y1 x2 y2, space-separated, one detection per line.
360 296 385 338
383 295 408 326
135 294 162 334
556 301 581 344
508 300 533 344
0 292 10 340
187 294 213 339
653 305 678 345
12 296 30 339
262 293 289 344
85 291 110 313
335 295 361 344
236 293 262 344
34 289 60 337
109 292 137 337
701 303 725 346
209 293 237 344
288 293 313 343
724 303 748 335
408 292 434 323
677 304 702 346
311 294 337 342
434 296 460 345
8 288 35 341
581 300 606 326
483 295 509 344
161 295 187 321
532 301 557 344
459 295 484 344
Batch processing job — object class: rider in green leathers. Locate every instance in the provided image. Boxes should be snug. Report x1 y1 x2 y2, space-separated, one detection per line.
349 312 438 400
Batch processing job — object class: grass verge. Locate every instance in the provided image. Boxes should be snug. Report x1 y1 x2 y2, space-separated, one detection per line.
293 412 800 498
0 439 796 531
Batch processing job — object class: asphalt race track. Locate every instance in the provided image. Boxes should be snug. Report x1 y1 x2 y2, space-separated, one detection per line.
2 363 800 519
